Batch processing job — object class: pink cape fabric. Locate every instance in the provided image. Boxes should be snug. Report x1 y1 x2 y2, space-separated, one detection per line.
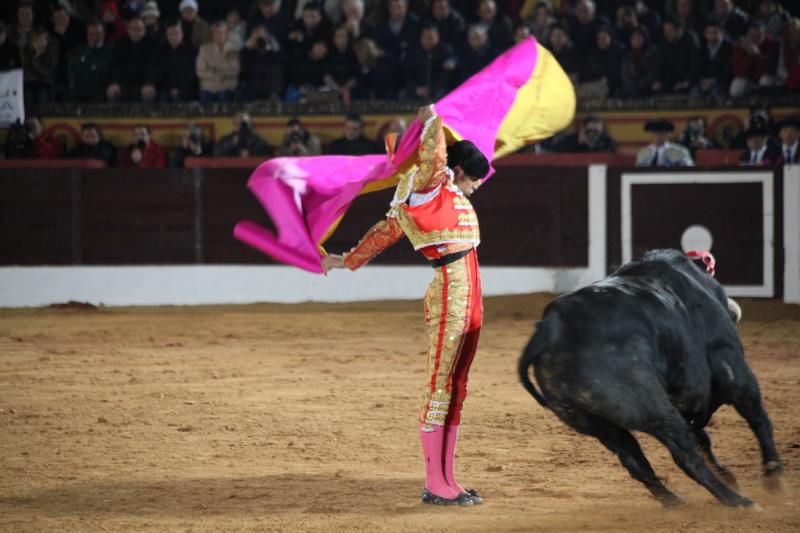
234 38 539 273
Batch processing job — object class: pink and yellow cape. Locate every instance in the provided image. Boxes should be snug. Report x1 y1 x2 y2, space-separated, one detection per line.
234 37 575 273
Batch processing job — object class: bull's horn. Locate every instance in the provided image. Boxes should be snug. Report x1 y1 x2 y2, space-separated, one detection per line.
727 298 742 323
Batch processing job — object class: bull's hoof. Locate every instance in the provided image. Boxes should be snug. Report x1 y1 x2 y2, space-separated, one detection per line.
763 473 787 493
658 493 686 508
745 502 765 512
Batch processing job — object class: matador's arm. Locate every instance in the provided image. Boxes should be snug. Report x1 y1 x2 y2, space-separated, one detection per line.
412 106 448 192
342 217 405 270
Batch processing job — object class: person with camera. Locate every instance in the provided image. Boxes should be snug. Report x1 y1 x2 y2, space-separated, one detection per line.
277 118 322 156
68 123 118 167
123 125 166 168
680 116 717 158
170 123 214 167
549 115 617 153
213 112 272 158
238 24 285 102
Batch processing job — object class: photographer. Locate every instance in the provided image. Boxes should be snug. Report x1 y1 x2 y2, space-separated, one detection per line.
124 125 167 168
68 123 118 167
238 24 285 102
277 118 322 156
170 123 214 167
680 116 717 158
213 112 272 158
549 115 617 153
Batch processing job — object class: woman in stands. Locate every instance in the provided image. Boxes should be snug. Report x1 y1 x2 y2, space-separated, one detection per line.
323 105 488 507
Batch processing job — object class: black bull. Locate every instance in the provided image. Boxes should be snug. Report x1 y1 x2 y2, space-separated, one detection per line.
518 249 784 507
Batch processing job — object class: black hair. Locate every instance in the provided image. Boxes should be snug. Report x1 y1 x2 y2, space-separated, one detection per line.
447 140 489 181
345 112 363 126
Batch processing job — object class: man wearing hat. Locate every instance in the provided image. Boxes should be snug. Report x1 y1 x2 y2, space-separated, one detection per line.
636 118 694 167
141 2 165 46
777 118 799 164
179 0 211 49
739 122 780 166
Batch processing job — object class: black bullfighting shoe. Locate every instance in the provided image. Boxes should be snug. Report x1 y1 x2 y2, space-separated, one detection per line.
463 489 483 504
421 488 471 506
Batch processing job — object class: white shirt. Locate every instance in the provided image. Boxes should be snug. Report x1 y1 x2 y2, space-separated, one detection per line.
782 140 798 163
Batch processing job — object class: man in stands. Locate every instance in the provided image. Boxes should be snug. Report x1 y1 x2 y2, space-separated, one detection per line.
549 115 617 153
739 122 781 165
67 19 113 102
179 0 211 49
692 18 733 97
196 21 240 103
777 117 800 164
152 20 197 102
106 17 157 102
403 24 456 101
68 123 118 167
730 21 780 96
636 118 694 167
124 125 167 168
654 16 700 94
327 112 381 155
214 112 272 158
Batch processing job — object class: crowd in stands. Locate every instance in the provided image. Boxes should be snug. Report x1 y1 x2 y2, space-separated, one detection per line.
1 0 799 107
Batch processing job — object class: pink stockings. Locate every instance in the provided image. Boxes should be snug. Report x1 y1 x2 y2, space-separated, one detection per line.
419 423 464 498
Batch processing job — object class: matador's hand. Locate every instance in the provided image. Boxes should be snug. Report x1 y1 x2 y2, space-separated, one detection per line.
321 254 345 274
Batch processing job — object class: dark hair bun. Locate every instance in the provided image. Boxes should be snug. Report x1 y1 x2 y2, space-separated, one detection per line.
446 140 489 180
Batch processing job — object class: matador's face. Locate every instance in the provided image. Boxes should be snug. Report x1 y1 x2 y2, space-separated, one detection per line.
453 167 480 197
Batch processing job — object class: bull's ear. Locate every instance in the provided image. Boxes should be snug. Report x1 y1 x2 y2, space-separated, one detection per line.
727 298 742 323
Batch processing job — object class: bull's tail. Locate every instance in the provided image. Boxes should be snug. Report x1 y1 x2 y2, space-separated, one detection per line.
518 316 556 409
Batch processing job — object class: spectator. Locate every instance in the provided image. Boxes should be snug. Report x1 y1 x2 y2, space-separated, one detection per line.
152 21 197 102
670 0 703 40
142 2 166 47
691 18 732 97
10 1 34 50
549 115 617 152
50 6 85 93
196 21 240 103
287 1 333 59
739 123 780 165
778 17 800 91
328 112 381 154
68 122 118 167
225 8 246 51
120 0 146 19
619 27 660 97
370 0 420 65
107 17 157 102
0 22 21 71
708 0 749 42
21 28 59 105
752 0 790 40
567 0 610 55
428 0 466 46
67 20 113 102
636 119 694 166
214 112 272 157
404 24 456 100
523 2 556 45
2 119 34 159
123 125 167 168
475 0 514 51
730 106 778 149
238 25 285 102
287 39 332 102
28 117 64 159
324 23 359 100
341 0 368 40
457 23 498 85
777 117 800 164
681 116 717 156
277 118 323 156
99 1 127 43
247 0 291 44
634 0 662 43
654 16 700 94
352 37 399 99
614 5 638 47
170 123 214 167
730 21 780 97
578 25 622 99
180 0 212 49
514 23 531 43
547 23 581 84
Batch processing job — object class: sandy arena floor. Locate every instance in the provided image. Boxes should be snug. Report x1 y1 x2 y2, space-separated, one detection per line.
1 294 799 532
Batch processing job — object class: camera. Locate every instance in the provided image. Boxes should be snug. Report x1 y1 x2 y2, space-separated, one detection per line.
256 37 267 50
136 140 147 151
584 127 601 142
289 131 304 144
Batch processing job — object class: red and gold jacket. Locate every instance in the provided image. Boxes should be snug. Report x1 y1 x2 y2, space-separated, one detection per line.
343 109 480 270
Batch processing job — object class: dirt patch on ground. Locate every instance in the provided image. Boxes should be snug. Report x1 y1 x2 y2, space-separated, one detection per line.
1 294 798 532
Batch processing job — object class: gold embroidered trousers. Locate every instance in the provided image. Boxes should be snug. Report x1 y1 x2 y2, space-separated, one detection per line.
420 248 483 427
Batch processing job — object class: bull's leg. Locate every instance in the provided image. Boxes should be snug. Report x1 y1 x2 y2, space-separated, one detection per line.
593 426 684 507
712 353 785 491
729 377 785 491
651 417 754 507
694 428 739 489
